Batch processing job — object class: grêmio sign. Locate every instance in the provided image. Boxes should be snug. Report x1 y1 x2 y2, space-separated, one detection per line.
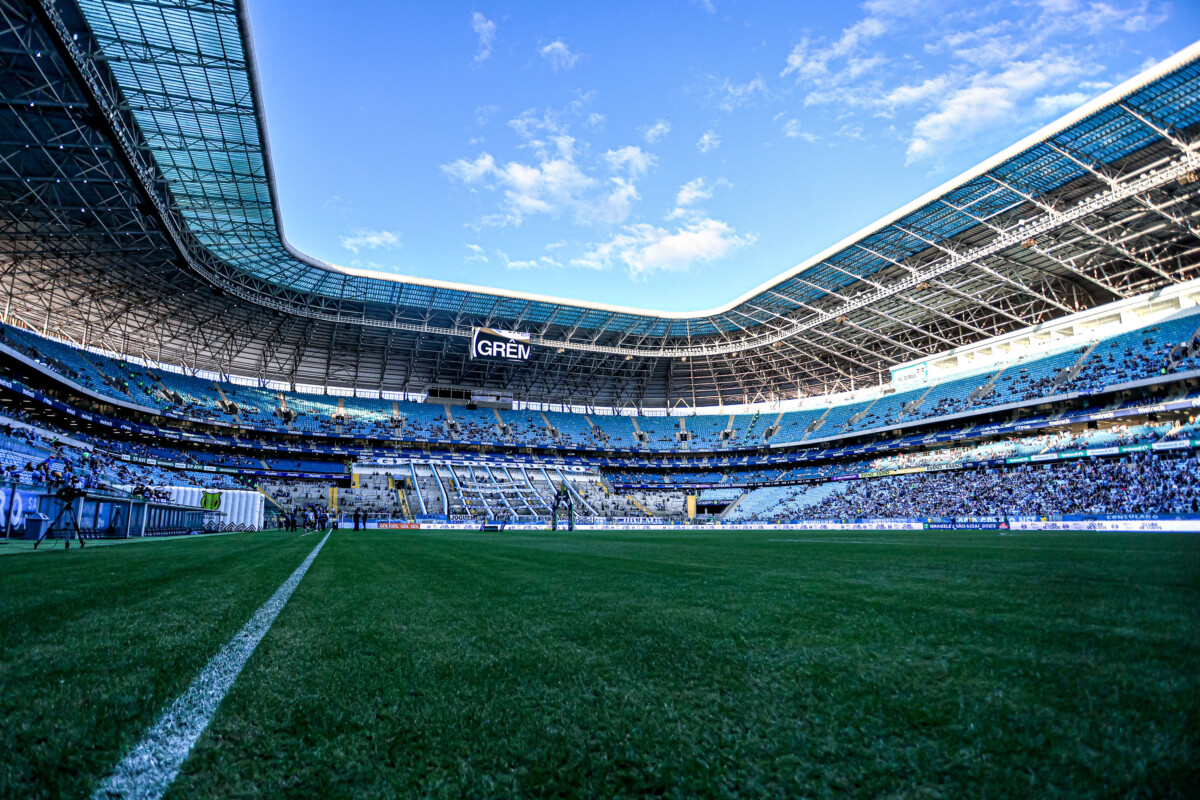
471 327 532 362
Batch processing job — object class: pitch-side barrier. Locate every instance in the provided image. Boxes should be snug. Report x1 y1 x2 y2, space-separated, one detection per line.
355 514 1200 533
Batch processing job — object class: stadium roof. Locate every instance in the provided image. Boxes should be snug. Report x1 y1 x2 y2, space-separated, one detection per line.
2 1 1200 406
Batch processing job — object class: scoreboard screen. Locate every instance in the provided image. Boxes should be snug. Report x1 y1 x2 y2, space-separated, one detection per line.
470 328 532 362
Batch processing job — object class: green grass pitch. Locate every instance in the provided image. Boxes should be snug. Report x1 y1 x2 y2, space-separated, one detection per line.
1 528 1198 798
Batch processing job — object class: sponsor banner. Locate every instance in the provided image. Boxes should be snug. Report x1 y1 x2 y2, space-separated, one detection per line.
1006 517 1200 532
926 520 1010 530
1064 512 1200 521
117 453 332 480
470 328 532 362
773 520 926 531
364 456 595 474
377 522 420 529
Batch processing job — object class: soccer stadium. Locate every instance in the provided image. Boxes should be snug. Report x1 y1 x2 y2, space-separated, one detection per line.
2 1 1199 796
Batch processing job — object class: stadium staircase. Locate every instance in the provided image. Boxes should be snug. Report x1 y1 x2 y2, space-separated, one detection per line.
257 486 284 513
763 410 785 441
149 374 180 408
540 412 562 441
583 414 608 445
430 466 451 514
628 494 654 517
802 406 833 438
629 415 647 445
212 383 243 423
334 398 346 434
846 396 880 429
276 393 294 431
716 493 747 520
1168 319 1200 369
491 407 505 441
966 365 1009 406
393 475 414 521
75 351 118 393
1054 340 1101 388
743 411 760 443
899 385 935 420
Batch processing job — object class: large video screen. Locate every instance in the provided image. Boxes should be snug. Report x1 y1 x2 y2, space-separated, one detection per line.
470 327 532 362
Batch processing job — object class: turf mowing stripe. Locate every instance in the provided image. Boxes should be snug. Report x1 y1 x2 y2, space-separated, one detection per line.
90 530 332 800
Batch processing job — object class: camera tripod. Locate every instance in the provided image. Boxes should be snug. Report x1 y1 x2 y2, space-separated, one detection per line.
33 489 85 550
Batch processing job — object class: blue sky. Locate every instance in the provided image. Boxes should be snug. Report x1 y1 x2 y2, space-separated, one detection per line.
246 0 1197 312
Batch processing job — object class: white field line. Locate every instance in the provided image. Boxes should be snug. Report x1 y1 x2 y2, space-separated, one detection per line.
91 531 332 800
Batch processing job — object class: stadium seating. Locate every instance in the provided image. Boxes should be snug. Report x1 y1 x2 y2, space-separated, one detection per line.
5 309 1199 456
731 451 1200 521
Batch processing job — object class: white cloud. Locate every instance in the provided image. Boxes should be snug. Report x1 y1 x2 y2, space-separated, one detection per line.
540 39 580 71
708 74 769 111
498 250 567 270
574 217 756 280
697 130 721 153
775 0 1167 165
905 53 1094 162
693 0 716 12
443 112 655 228
907 86 1014 162
885 76 950 107
340 229 402 254
643 119 671 143
442 152 498 184
474 104 498 126
465 243 488 263
781 16 889 83
782 119 818 142
667 177 732 220
1047 0 1170 35
323 195 350 217
675 177 713 209
1034 90 1091 116
471 13 496 67
603 145 656 178
836 123 865 140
